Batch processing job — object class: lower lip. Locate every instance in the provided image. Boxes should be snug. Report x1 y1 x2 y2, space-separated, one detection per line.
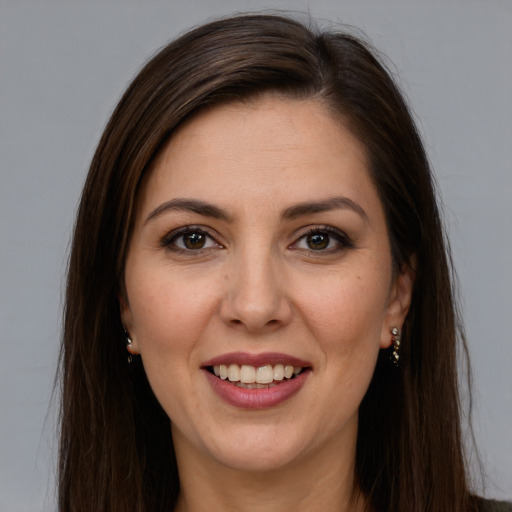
204 369 310 409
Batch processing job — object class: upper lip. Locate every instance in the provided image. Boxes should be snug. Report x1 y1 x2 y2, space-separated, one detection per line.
202 352 311 368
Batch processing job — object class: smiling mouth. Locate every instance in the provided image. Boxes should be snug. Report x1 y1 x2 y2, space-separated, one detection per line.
207 363 308 389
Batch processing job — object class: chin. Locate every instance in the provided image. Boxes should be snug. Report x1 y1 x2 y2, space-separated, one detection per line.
195 424 313 473
212 444 305 473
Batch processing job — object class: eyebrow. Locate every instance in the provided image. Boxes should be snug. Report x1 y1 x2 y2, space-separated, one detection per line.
144 195 368 225
281 196 369 223
145 198 231 225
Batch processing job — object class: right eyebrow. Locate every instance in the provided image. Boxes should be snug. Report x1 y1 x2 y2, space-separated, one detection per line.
144 198 231 225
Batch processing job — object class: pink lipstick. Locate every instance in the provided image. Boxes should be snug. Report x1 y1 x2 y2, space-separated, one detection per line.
202 352 311 409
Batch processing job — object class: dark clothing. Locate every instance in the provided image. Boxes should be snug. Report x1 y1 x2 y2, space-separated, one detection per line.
480 499 512 512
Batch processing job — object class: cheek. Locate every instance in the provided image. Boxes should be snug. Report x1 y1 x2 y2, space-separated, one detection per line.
125 270 220 422
296 267 391 347
284 270 387 439
294 264 390 400
126 268 219 357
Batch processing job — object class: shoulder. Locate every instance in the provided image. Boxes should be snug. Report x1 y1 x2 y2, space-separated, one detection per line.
478 499 512 512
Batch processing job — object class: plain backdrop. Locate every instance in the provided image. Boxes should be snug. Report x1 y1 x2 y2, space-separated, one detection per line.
1 1 511 510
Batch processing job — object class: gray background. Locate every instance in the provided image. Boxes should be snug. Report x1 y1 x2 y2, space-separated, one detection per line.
1 1 510 510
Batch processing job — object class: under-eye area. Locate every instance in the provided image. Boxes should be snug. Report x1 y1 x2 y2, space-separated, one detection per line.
206 364 311 389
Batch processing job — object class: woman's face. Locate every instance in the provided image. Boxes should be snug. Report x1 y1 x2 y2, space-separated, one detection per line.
122 97 413 474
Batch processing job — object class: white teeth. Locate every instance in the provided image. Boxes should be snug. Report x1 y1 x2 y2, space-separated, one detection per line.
273 364 284 381
239 365 256 384
284 365 294 379
211 363 304 383
228 364 240 382
256 365 274 384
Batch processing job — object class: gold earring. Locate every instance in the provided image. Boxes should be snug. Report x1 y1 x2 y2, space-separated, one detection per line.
391 327 401 366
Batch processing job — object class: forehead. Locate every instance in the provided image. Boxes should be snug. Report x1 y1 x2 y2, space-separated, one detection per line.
138 97 380 220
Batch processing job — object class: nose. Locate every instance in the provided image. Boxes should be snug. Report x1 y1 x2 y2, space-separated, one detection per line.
220 247 292 333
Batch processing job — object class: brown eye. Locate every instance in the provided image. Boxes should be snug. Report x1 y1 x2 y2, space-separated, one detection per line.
163 228 221 252
182 232 206 249
306 233 330 250
292 226 353 253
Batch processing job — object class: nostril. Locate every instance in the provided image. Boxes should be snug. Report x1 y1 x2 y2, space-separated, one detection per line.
229 317 280 329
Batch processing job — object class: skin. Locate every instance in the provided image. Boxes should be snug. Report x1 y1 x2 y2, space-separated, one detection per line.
121 96 414 512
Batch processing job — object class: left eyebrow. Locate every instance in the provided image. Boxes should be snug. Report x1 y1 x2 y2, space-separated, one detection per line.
281 196 369 223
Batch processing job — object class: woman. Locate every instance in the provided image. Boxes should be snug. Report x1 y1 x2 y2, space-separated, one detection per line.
58 14 510 512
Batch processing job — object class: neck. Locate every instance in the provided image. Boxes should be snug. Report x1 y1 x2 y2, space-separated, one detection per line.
173 429 368 512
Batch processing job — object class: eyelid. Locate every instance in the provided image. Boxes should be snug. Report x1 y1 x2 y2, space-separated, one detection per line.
161 225 223 252
290 225 354 251
160 224 352 254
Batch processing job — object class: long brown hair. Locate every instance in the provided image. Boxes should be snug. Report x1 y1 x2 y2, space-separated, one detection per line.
59 14 477 511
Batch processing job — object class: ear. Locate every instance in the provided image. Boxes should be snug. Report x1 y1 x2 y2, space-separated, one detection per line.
119 294 140 355
380 256 416 349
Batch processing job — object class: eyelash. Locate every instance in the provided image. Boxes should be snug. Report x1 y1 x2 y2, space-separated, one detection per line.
292 226 354 253
161 225 353 254
161 226 222 254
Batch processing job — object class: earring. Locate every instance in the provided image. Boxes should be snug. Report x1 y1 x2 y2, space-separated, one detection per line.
125 333 133 364
391 327 401 366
